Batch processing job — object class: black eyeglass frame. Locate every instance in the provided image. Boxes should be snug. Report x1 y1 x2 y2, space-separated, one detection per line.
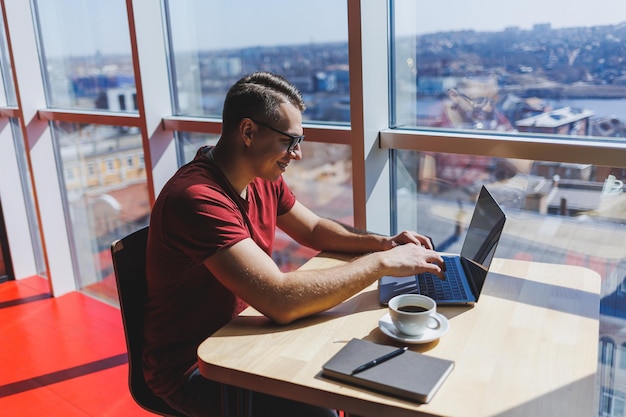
248 117 305 154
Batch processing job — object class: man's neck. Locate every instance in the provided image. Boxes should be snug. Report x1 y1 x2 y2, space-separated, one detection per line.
209 144 250 198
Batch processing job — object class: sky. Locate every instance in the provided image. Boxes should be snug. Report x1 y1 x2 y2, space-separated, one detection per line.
34 0 626 57
396 0 626 35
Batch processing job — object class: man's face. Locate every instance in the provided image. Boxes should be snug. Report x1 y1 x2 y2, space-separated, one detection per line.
247 102 304 181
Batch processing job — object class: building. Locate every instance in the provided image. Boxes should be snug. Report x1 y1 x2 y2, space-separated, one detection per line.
516 106 594 135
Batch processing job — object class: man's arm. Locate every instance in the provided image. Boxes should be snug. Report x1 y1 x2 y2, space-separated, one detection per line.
203 200 444 325
277 200 435 253
204 237 443 325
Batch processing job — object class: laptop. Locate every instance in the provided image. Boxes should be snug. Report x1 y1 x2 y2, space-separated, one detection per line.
379 185 506 306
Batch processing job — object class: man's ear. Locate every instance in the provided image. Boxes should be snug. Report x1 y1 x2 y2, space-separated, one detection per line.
240 118 255 148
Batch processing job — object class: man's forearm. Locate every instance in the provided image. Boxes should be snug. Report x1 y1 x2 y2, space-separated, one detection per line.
309 218 389 254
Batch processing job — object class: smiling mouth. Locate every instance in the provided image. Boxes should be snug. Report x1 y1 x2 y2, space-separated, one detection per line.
277 161 288 171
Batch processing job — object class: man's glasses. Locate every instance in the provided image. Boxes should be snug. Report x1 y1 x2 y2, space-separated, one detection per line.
248 117 305 154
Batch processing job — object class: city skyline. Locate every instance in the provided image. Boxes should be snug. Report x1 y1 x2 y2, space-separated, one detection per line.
35 0 626 56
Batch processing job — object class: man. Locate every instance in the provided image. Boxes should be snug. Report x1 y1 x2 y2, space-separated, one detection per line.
144 71 445 416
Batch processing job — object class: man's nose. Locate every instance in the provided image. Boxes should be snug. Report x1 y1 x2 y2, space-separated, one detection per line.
289 143 302 160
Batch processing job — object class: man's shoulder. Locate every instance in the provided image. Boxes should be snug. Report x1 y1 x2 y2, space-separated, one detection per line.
156 162 234 211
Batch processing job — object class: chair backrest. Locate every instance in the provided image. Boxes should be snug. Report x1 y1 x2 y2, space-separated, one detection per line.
111 226 185 417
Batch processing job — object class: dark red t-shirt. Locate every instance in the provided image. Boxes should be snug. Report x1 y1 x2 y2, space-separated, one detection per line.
144 146 296 396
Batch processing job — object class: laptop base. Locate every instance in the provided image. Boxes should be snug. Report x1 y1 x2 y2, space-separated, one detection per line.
378 274 476 306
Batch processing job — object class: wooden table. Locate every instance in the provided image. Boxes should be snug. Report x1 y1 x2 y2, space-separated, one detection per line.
197 253 600 417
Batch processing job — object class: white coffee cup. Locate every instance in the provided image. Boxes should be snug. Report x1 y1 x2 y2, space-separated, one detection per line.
603 175 624 195
388 294 440 336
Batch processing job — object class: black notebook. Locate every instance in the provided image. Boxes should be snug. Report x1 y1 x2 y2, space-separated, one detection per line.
321 338 454 403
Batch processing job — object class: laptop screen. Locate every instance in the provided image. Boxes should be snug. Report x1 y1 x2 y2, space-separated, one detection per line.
459 186 506 271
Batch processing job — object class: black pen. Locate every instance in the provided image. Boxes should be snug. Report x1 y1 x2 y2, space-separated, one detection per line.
351 346 408 375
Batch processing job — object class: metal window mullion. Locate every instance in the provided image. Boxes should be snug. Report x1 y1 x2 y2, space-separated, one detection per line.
380 129 626 169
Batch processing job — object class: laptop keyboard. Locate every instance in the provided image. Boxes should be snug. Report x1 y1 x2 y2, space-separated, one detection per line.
417 257 468 300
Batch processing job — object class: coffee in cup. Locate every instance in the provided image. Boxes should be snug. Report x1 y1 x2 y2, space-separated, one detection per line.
388 294 440 336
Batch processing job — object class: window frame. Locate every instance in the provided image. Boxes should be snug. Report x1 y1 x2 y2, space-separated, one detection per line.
380 129 626 168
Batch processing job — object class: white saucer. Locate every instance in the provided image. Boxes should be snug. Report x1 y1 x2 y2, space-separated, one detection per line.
378 312 450 344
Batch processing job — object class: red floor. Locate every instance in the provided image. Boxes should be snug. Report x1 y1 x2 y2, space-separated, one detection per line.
0 277 155 416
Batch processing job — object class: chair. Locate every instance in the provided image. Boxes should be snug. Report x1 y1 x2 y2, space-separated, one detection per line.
111 226 186 417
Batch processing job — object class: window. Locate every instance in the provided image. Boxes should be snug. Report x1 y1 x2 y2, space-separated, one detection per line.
394 150 626 273
177 132 219 164
64 167 75 181
87 162 97 177
391 0 626 144
33 0 135 111
52 123 148 301
7 119 46 276
620 343 626 369
105 158 115 173
388 4 626 413
163 0 349 123
600 387 626 417
0 6 16 106
279 141 353 270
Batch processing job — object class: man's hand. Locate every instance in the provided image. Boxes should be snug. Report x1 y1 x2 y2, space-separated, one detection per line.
380 242 446 280
384 231 435 250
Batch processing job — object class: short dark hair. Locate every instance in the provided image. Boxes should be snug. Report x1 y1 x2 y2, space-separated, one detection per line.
222 72 305 133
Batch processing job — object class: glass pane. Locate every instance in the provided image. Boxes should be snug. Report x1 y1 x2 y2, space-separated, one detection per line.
392 0 626 143
33 0 135 111
394 149 626 412
177 131 219 164
53 123 148 303
0 7 16 106
620 344 626 369
178 134 352 271
279 141 353 266
165 0 349 123
11 119 46 276
395 150 625 254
